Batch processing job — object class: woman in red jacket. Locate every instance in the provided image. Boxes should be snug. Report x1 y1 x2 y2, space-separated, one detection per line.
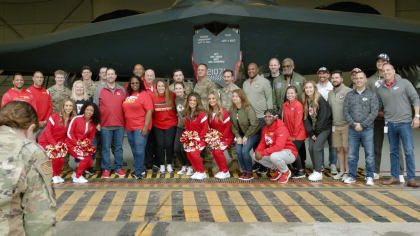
66 101 100 183
282 86 308 179
207 92 233 179
152 80 178 174
183 92 208 180
38 98 75 184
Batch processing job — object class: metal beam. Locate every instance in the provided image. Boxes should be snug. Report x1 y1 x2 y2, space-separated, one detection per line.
0 15 24 39
50 0 86 33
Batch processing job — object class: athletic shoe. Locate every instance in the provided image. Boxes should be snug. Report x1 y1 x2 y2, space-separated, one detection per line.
159 165 166 174
252 163 260 172
257 166 268 174
270 170 281 181
333 172 345 180
186 167 194 176
215 171 230 179
278 170 292 184
57 176 65 183
102 170 110 178
73 175 88 183
177 166 187 175
330 164 338 174
115 169 126 177
308 171 323 181
191 172 206 180
153 164 160 171
373 172 380 180
239 171 253 181
52 176 61 184
71 172 76 180
341 173 349 182
291 170 306 179
84 168 95 175
166 164 174 174
238 172 247 180
399 175 405 183
190 172 198 179
344 177 356 184
246 171 254 180
132 172 146 179
366 177 374 186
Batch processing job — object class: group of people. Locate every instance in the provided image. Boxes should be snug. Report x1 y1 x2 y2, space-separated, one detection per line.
1 53 419 187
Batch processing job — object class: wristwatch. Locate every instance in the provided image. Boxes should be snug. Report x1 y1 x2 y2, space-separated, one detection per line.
415 114 420 118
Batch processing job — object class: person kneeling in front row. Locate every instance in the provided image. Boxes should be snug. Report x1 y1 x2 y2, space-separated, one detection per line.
254 109 298 184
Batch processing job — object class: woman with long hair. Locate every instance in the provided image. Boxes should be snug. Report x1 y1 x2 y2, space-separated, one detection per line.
229 89 260 180
282 86 307 179
183 92 209 180
152 79 178 174
173 82 193 175
123 76 153 179
38 98 76 184
302 80 332 182
207 92 233 179
66 101 100 183
71 80 92 114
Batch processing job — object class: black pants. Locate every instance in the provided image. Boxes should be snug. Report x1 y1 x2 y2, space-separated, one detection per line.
153 126 177 165
292 140 304 171
298 141 307 169
145 129 158 169
174 127 190 166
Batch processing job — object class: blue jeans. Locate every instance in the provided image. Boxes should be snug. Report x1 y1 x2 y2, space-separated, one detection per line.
127 129 150 175
101 127 124 171
387 122 416 181
236 135 260 172
321 132 337 166
348 127 375 179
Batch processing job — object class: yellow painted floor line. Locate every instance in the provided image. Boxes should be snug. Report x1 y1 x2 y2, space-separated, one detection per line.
183 191 200 222
318 191 374 222
55 189 64 199
297 191 345 222
75 191 106 221
228 191 258 222
205 191 229 222
273 191 316 222
130 191 150 222
250 191 286 222
389 190 420 206
102 190 128 221
56 190 85 221
365 191 420 220
156 193 172 222
134 222 155 236
344 191 406 222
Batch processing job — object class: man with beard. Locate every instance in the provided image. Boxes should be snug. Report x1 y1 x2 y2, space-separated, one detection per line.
169 69 193 95
328 70 352 180
1 73 37 110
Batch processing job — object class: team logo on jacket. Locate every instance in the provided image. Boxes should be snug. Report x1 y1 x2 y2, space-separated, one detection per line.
339 95 345 101
276 82 282 88
117 92 121 96
309 107 314 116
362 97 368 101
177 104 184 112
265 134 273 145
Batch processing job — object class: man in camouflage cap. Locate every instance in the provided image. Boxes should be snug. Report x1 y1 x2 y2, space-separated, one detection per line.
81 65 97 98
48 69 72 114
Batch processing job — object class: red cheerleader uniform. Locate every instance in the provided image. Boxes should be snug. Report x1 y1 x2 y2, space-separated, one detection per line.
184 111 208 172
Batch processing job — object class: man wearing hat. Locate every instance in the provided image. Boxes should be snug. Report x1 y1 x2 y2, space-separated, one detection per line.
367 53 405 182
350 68 362 89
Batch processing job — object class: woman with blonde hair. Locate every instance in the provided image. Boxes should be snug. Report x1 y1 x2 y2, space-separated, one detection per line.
302 80 332 181
71 80 92 114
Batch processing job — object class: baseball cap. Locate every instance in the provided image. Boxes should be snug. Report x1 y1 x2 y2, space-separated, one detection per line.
317 66 329 73
351 68 362 73
377 53 390 62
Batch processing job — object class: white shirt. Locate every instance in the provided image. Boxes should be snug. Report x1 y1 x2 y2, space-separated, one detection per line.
317 81 333 101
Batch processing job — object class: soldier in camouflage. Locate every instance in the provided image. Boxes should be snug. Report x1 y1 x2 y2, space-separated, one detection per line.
0 101 56 235
169 69 193 95
48 70 72 114
81 65 97 98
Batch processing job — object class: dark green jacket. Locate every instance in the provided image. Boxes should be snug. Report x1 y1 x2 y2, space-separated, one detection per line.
229 105 260 138
272 72 306 115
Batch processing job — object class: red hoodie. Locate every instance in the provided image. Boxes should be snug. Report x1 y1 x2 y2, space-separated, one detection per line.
255 118 297 158
209 108 234 146
38 113 71 147
1 88 37 111
152 92 178 130
184 111 209 148
96 84 126 127
66 115 96 146
282 99 307 141
27 85 52 122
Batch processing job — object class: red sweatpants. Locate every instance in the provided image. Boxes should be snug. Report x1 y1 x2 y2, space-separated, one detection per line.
186 150 204 173
75 156 92 178
51 157 64 177
211 149 228 172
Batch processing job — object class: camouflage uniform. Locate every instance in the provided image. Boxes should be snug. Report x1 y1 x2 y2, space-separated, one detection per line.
47 85 72 114
169 81 193 96
220 83 240 110
0 126 56 235
84 80 97 98
193 78 218 110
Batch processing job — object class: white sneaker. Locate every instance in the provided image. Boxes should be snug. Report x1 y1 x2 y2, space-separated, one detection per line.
186 167 194 176
177 166 187 175
333 172 344 180
192 172 207 180
373 173 380 180
71 172 76 180
366 177 374 186
341 173 349 182
52 176 60 184
73 175 88 183
215 171 230 179
166 164 173 174
308 171 323 181
159 165 166 174
399 175 405 183
190 172 198 179
344 177 356 184
330 164 338 174
57 176 65 183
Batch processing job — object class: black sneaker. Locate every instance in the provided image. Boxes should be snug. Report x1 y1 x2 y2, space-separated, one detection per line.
292 170 306 179
84 168 95 175
132 172 146 179
252 163 260 173
257 166 268 174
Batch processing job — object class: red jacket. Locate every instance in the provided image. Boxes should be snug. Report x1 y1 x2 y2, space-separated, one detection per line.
209 108 234 146
1 88 37 111
96 84 126 127
255 118 297 158
152 92 178 129
27 85 52 121
38 113 71 147
184 111 209 148
282 99 307 140
66 115 96 146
